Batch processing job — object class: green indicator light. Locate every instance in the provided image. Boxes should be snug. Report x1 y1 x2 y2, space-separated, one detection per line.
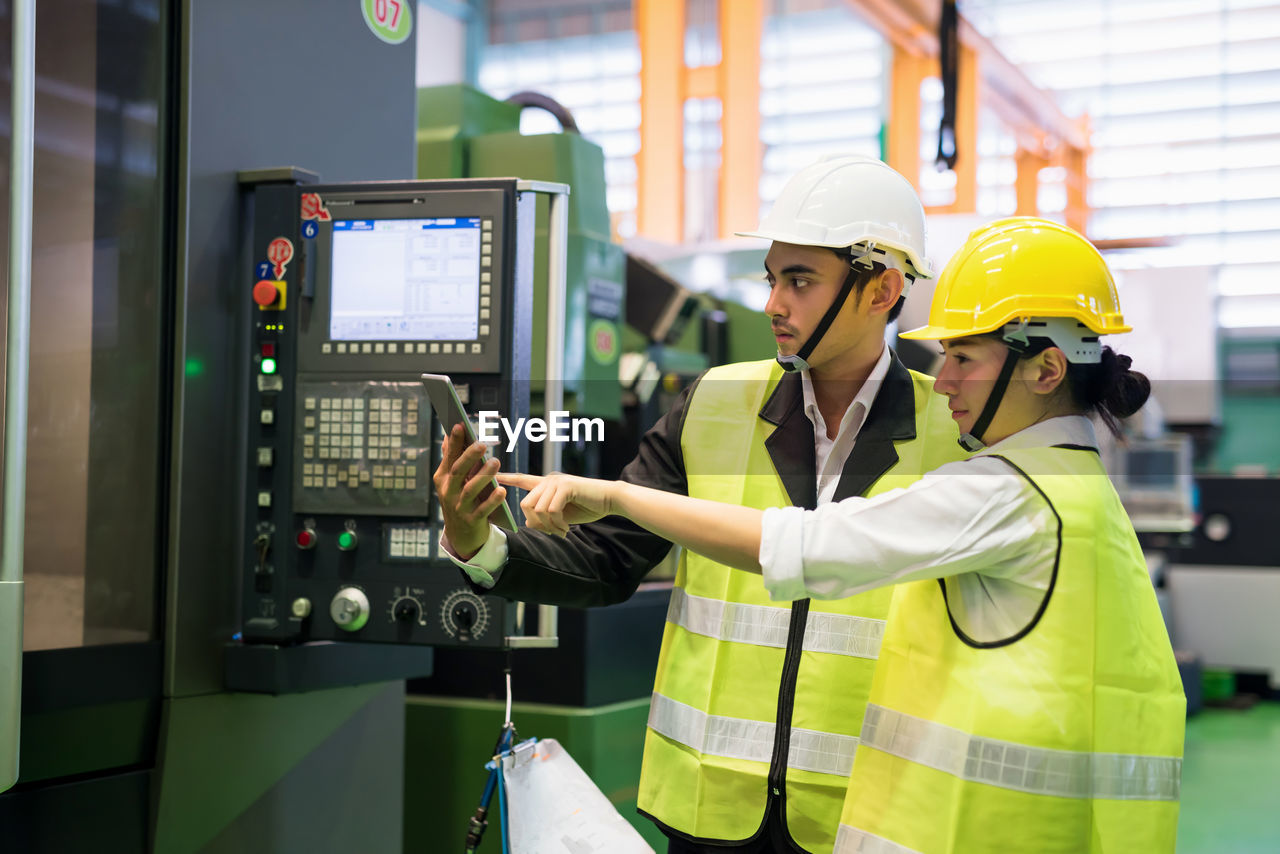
261 357 278 374
338 531 356 550
184 358 204 377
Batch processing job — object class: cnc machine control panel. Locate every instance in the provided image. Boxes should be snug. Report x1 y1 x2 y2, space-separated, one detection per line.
240 177 538 649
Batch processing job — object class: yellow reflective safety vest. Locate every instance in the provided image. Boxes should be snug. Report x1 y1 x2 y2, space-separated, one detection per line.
637 357 965 852
835 444 1186 854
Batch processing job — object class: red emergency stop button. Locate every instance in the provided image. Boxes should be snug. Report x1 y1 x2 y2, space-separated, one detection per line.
254 280 280 307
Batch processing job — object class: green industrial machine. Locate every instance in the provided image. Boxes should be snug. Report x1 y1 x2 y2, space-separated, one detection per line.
416 84 624 421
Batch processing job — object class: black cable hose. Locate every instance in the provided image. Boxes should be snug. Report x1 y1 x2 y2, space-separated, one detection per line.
504 90 580 133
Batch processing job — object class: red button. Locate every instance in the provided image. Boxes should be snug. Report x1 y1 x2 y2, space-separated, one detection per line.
296 529 316 550
261 342 276 358
253 280 279 307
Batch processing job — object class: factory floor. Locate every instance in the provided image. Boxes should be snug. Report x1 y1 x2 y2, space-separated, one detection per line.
1178 701 1280 852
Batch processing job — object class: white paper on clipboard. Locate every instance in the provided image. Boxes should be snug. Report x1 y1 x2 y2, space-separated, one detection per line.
501 738 654 854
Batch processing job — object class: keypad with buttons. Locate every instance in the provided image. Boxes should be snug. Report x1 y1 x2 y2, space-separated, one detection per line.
385 524 432 561
294 381 433 516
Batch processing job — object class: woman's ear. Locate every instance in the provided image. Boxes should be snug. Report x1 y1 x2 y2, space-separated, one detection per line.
1030 347 1069 396
867 269 905 315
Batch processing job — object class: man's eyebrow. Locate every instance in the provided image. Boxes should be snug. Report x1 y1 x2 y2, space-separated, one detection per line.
764 263 821 277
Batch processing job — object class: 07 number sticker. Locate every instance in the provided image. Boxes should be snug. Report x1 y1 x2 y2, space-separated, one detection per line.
362 0 413 45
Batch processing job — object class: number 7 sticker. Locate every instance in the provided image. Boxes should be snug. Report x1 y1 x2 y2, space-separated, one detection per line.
361 0 413 45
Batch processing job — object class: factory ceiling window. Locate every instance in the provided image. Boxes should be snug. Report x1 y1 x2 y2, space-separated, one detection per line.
758 0 887 225
479 0 641 239
961 0 1280 333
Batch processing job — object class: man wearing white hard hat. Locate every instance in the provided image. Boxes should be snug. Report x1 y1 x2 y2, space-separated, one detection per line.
434 155 965 853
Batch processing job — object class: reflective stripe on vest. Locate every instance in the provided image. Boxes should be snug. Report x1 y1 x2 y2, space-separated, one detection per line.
861 703 1182 801
667 587 884 659
834 825 923 854
648 692 859 777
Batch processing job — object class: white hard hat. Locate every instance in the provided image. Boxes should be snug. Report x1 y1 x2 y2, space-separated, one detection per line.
737 154 932 280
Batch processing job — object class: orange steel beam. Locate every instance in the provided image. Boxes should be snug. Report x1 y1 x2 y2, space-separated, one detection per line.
686 64 718 100
636 0 685 243
847 0 1085 150
718 0 763 239
1063 135 1090 234
844 0 934 55
966 23 1087 152
1015 146 1050 215
886 46 926 185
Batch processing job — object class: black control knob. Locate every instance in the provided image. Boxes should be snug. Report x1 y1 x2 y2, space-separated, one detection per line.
452 600 479 641
439 590 490 642
394 598 420 623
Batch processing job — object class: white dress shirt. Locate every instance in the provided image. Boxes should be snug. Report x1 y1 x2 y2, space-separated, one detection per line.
803 344 891 505
759 416 1099 643
444 346 894 586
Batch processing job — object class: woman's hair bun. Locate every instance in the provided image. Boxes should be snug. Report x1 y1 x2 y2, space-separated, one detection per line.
1099 347 1150 420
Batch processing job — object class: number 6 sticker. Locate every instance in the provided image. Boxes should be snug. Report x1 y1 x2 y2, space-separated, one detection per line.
361 0 413 45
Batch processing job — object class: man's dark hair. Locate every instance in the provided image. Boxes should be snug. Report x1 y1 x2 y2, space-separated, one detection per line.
831 253 908 323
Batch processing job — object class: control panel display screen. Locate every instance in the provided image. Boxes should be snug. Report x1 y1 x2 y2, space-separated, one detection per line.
330 218 482 342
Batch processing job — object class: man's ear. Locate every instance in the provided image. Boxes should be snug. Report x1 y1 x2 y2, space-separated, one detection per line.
866 269 905 316
1030 347 1069 395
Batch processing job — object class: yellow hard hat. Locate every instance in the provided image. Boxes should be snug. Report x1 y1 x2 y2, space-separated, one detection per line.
900 217 1131 348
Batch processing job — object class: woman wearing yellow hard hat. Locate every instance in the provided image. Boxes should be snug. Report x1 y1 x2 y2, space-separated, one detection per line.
497 217 1186 853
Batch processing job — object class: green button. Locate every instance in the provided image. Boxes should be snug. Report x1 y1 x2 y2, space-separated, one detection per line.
261 357 278 375
338 531 356 550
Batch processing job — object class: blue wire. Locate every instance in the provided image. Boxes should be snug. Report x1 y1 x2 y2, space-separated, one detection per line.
480 769 496 809
497 761 509 854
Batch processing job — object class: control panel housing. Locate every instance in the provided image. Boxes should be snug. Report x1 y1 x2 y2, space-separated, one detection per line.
240 178 536 649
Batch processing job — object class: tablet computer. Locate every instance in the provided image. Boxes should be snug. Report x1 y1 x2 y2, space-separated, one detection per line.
421 373 518 532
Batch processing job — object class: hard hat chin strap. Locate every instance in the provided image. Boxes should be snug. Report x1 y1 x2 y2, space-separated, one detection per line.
776 247 873 374
956 326 1029 451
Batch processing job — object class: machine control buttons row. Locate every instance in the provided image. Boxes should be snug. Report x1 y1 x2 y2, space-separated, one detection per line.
292 522 357 551
307 397 368 410
300 394 427 486
300 463 419 491
387 526 431 559
318 341 485 356
305 446 420 462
